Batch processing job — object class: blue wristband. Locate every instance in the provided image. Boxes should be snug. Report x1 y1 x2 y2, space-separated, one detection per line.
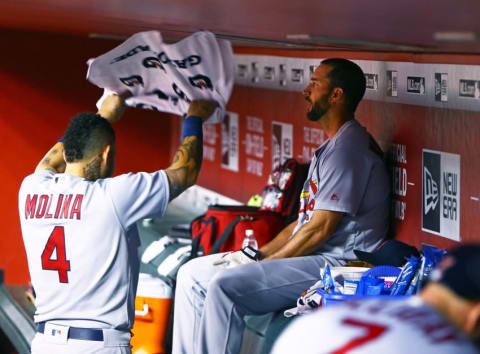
58 137 64 143
182 115 203 140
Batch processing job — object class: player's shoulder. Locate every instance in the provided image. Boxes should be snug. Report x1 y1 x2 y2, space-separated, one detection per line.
331 120 370 151
20 170 55 189
105 170 166 184
23 169 55 180
325 124 384 168
103 170 168 195
321 142 368 170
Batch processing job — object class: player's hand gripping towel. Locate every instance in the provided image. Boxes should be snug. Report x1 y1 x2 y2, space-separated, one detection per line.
87 31 234 124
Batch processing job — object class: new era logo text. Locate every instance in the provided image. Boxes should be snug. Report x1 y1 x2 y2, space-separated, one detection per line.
423 167 439 214
422 149 460 241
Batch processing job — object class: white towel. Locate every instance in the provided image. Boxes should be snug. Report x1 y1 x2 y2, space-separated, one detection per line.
87 31 234 124
284 279 324 317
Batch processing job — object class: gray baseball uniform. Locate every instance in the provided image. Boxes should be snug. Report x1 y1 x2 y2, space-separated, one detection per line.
272 297 478 354
293 119 389 263
19 170 169 353
172 119 390 354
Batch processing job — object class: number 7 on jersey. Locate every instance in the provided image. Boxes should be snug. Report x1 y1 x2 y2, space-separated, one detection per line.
41 226 71 283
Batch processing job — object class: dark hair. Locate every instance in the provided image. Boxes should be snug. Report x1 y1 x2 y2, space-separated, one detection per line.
430 244 480 301
63 113 115 163
321 58 366 112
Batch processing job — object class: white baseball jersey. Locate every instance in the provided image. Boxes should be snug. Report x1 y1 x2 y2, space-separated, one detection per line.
272 297 479 354
18 170 169 330
292 120 390 265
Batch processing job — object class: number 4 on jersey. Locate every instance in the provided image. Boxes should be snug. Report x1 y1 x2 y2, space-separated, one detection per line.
41 226 71 283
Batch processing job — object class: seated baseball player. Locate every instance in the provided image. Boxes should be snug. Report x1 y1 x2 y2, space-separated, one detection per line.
18 94 217 353
172 58 391 354
272 244 480 354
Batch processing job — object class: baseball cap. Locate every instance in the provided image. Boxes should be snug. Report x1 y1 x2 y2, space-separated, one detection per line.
429 244 480 301
353 240 420 267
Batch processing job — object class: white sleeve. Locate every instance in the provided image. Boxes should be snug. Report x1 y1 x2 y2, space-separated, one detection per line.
106 170 170 228
314 148 372 215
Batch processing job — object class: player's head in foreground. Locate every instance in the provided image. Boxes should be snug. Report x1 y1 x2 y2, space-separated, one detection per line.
421 244 480 342
63 113 116 181
303 58 366 122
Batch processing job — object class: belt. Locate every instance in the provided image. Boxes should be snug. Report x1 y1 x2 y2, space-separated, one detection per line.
37 322 104 341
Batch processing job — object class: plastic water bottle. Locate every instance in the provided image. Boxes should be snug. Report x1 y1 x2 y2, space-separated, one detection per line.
242 229 258 249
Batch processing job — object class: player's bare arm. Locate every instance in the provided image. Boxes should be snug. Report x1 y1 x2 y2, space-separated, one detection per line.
35 142 66 173
166 136 202 201
259 220 297 257
264 210 344 260
97 93 129 123
166 100 218 201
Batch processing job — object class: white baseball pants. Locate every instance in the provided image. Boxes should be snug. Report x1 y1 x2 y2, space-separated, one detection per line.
172 252 339 354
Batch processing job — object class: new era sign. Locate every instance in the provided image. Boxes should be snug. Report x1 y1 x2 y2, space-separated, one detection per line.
422 149 460 241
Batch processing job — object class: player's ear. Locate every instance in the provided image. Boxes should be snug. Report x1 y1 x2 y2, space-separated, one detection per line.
465 302 480 337
101 145 111 163
330 87 344 104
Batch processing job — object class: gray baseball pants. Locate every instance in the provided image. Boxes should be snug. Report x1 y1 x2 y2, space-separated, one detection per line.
172 253 340 354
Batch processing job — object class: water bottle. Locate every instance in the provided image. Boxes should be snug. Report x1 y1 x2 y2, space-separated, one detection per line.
242 229 258 249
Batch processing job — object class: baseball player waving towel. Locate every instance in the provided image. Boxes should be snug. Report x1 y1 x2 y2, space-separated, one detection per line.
87 31 234 124
19 93 218 353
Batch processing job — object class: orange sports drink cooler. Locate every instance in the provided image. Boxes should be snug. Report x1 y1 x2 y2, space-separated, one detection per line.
132 273 173 354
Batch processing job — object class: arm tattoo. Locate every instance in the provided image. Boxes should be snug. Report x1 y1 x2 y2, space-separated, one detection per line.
37 145 66 173
166 137 202 201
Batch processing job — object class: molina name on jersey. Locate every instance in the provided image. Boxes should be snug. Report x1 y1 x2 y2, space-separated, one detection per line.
24 194 83 220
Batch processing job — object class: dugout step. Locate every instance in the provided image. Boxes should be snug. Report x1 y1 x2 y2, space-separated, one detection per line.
0 269 36 354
